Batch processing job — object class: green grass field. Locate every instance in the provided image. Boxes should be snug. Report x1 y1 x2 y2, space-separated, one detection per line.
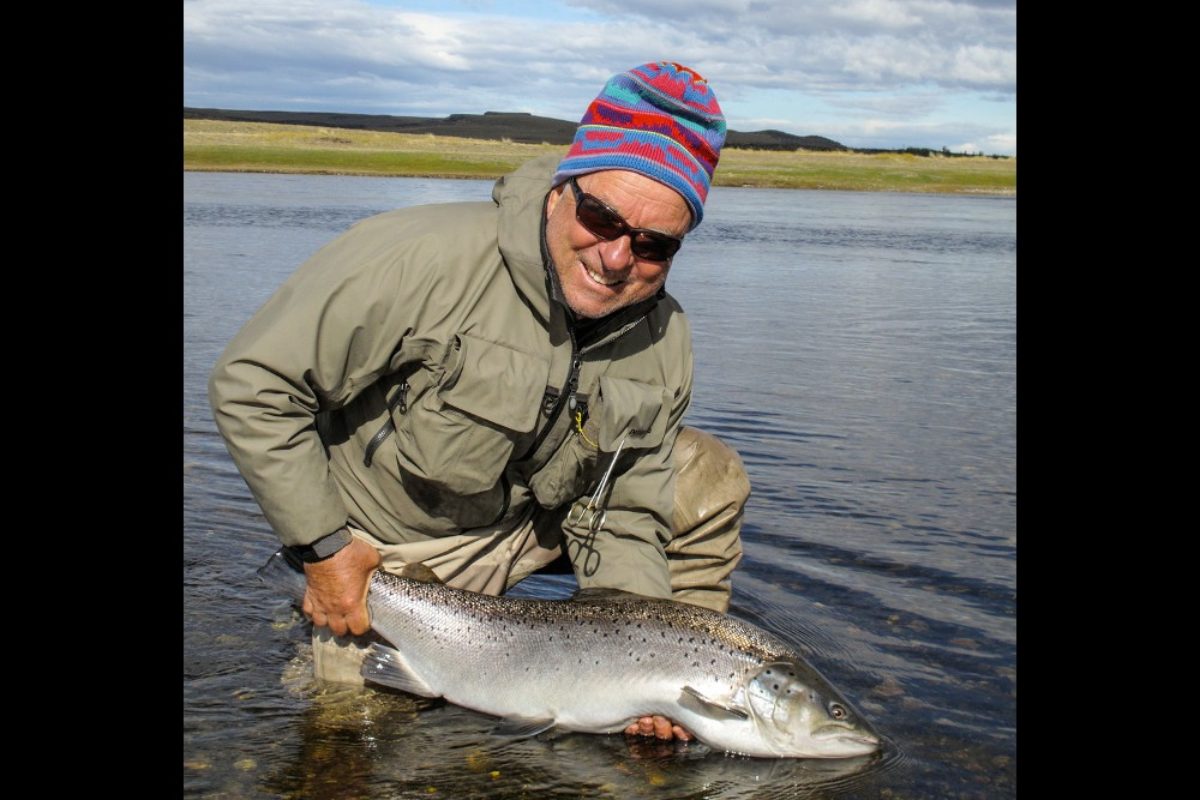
184 119 1015 196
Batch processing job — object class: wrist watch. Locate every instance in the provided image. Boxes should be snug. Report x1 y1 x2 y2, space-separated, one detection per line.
288 526 354 563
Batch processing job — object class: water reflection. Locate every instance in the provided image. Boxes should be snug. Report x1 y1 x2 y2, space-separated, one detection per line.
259 650 896 800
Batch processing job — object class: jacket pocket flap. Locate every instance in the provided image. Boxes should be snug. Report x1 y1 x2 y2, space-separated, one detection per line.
596 375 672 451
438 333 549 433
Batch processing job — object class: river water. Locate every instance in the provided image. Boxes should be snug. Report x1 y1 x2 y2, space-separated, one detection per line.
183 171 1015 799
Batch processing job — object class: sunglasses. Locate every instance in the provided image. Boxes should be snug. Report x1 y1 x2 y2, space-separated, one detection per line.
568 177 683 262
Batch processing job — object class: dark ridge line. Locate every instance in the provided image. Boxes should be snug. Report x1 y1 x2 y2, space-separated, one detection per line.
184 106 849 152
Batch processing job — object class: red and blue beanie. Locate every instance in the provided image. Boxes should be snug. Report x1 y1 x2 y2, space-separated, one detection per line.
552 62 726 230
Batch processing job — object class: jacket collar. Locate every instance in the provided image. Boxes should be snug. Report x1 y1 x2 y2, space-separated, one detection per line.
492 153 560 325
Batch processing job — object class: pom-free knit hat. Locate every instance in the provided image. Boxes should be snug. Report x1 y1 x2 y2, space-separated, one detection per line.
552 62 726 230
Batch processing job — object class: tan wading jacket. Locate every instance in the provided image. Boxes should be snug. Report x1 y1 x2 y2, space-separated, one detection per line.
209 154 692 599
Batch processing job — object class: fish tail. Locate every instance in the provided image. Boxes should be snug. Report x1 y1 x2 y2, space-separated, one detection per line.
256 547 307 604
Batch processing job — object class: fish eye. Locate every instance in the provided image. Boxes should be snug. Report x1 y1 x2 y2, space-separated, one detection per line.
829 703 847 720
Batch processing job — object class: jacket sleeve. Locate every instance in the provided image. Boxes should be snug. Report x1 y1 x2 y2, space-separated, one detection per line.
563 319 694 600
207 213 428 547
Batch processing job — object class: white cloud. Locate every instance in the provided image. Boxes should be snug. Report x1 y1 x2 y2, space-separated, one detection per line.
830 0 925 29
983 132 1017 154
183 0 1016 153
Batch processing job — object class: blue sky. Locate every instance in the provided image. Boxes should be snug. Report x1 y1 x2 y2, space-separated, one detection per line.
183 0 1016 155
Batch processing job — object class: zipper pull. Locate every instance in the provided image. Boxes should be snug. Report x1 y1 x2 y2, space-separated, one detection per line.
541 387 560 418
389 381 409 415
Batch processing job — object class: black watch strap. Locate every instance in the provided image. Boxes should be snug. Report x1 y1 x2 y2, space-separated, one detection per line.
288 526 353 563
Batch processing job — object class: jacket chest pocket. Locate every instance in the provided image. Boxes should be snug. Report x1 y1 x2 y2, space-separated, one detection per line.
529 375 672 509
391 333 549 497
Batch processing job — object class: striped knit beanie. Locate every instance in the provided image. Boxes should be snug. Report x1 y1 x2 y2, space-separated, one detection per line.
552 62 726 230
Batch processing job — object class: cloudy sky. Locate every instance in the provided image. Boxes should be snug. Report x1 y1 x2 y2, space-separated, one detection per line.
183 0 1016 155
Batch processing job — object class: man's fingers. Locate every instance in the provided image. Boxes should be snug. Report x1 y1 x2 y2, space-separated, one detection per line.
624 715 694 742
305 597 369 638
345 607 372 637
653 716 672 740
625 716 653 736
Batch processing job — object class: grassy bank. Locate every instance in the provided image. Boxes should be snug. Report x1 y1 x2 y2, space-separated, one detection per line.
184 119 1015 196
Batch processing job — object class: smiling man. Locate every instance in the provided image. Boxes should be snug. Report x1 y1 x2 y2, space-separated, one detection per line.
210 62 749 742
545 172 690 319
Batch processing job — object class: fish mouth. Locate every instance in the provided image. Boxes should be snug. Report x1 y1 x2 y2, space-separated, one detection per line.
813 725 880 753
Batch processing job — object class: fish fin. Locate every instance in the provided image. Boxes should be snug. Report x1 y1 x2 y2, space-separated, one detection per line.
392 561 444 584
361 642 439 698
570 587 650 603
256 548 308 604
680 685 750 720
491 716 557 738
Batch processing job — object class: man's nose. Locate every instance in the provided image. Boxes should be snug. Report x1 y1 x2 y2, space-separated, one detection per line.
596 234 636 273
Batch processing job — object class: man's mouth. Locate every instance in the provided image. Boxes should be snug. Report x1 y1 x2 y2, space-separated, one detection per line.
585 265 624 287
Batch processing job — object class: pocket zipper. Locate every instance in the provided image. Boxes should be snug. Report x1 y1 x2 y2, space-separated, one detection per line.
362 381 409 468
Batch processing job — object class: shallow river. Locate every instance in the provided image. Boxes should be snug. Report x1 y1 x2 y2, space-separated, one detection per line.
184 171 1015 799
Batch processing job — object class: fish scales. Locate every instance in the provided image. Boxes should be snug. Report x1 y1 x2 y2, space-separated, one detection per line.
367 571 789 731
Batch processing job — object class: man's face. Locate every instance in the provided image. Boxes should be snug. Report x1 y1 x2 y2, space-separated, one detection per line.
545 170 692 320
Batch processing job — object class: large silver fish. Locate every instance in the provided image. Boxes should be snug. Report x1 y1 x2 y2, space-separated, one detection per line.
259 549 880 759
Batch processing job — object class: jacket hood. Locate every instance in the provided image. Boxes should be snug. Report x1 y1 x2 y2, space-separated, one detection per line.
492 153 561 325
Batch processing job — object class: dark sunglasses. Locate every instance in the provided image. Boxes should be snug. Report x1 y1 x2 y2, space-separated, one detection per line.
568 177 683 262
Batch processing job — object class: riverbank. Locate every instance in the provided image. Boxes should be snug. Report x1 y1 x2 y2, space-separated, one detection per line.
184 119 1016 196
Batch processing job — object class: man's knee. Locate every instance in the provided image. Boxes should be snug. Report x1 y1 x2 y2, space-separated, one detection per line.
672 426 751 535
667 427 749 612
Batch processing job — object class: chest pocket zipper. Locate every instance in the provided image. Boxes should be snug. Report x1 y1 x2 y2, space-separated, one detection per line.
363 380 409 467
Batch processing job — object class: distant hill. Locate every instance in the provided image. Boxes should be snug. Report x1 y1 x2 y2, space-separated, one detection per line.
183 107 847 152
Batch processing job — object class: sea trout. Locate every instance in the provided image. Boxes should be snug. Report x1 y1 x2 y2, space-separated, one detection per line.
258 549 880 758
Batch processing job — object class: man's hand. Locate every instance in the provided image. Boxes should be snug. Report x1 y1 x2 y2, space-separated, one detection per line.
301 536 381 637
625 715 693 741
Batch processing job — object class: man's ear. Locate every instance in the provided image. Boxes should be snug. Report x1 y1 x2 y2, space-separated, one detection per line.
545 182 566 219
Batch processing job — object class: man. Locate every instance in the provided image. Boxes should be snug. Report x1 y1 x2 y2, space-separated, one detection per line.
210 62 749 742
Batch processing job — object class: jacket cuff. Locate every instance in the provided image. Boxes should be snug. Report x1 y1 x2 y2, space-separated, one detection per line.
286 526 353 563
